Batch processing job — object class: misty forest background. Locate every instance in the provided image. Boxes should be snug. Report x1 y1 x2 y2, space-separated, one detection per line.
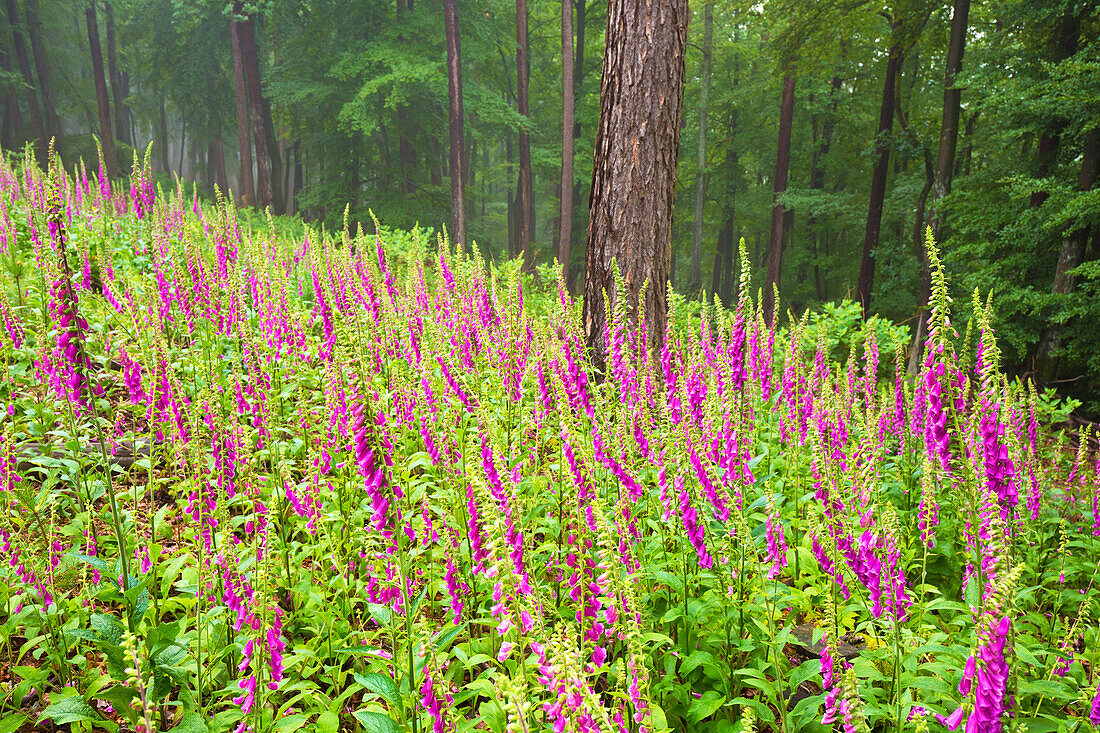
2 0 1099 409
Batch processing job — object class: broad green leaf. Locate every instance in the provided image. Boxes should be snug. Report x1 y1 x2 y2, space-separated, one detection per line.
39 695 101 725
353 710 400 733
688 692 726 724
353 672 401 707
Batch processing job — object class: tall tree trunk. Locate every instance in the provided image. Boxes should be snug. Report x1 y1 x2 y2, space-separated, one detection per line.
557 0 575 279
443 0 466 247
570 0 587 280
582 0 689 366
808 72 841 302
688 1 714 293
86 1 115 179
0 16 21 149
212 137 229 195
1029 9 1078 209
230 11 254 205
1036 129 1100 379
5 0 45 161
239 14 272 210
515 0 534 267
104 1 130 147
261 95 283 213
956 110 977 178
25 0 59 143
910 0 969 372
396 1 415 194
711 141 738 307
178 116 185 175
764 72 795 325
157 99 170 173
856 28 902 316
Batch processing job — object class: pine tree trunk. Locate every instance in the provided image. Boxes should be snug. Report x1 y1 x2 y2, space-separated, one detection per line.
25 0 60 143
569 0 587 284
105 1 130 147
396 1 415 194
856 30 902 315
582 0 689 366
239 14 272 210
5 0 46 161
444 0 467 247
230 9 254 205
689 1 713 293
557 0 575 279
516 0 534 268
764 73 795 324
86 1 115 178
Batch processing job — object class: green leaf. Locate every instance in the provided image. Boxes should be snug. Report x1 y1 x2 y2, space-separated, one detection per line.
91 613 125 646
316 710 340 733
68 552 111 573
680 649 717 677
352 710 400 733
688 692 726 724
0 714 28 733
353 672 401 707
173 712 210 733
273 714 310 733
434 623 465 652
39 695 101 724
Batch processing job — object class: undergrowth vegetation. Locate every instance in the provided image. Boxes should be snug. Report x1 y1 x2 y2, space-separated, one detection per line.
1 152 1099 733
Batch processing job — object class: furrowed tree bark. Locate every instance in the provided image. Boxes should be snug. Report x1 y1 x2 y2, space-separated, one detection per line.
764 72 795 325
856 26 902 316
443 0 467 248
230 11 254 205
85 1 115 179
239 14 273 210
6 0 46 162
689 1 714 293
516 0 534 269
582 0 689 368
1036 129 1100 380
25 0 60 143
557 0 575 280
104 1 130 148
910 0 968 373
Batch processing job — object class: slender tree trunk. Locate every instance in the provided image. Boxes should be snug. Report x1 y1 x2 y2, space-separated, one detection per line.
261 95 283 213
230 12 254 205
239 14 272 210
711 143 738 307
25 0 60 143
956 110 977 177
1036 129 1100 378
157 99 170 173
557 0 575 278
396 1 415 194
6 0 45 161
808 73 841 302
582 0 689 366
430 135 442 186
688 1 714 293
212 137 229 194
1029 9 1078 209
444 0 466 247
515 0 534 267
178 116 185 175
856 29 902 315
764 72 795 325
0 19 21 149
570 0 587 279
910 0 969 372
105 1 130 147
86 1 115 178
